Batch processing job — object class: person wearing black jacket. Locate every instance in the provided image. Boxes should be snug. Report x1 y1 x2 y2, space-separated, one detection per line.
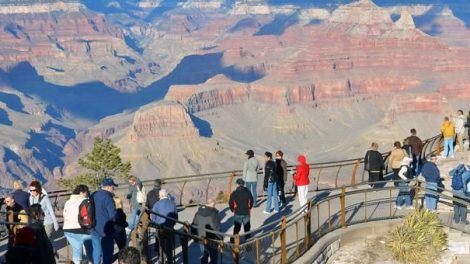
140 179 162 259
467 111 470 151
275 151 288 206
192 199 221 264
263 152 280 214
229 178 253 241
364 142 384 188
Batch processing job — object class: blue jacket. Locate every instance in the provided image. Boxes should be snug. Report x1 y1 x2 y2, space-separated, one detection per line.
92 189 116 237
151 196 178 229
421 162 440 183
12 190 30 213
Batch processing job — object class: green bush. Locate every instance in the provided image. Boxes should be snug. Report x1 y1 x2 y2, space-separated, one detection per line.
59 137 131 191
387 209 447 264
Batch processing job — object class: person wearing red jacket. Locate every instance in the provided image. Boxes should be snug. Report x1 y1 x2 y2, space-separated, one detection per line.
294 155 310 207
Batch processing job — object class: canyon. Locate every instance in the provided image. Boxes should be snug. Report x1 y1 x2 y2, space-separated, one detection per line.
0 0 469 190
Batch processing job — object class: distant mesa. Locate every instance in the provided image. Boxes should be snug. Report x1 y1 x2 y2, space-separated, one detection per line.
129 100 199 140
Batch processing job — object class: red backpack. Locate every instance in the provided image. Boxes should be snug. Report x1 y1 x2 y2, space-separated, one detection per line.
78 194 95 229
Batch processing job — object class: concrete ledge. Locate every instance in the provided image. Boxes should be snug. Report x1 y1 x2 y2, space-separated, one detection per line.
295 219 403 264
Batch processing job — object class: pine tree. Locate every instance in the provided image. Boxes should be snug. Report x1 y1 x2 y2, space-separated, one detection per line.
59 137 131 190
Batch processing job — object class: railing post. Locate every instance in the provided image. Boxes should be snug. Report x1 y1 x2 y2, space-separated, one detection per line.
351 160 360 187
233 234 240 264
303 201 312 248
280 216 287 264
226 172 235 203
181 222 190 264
340 186 346 228
414 180 420 210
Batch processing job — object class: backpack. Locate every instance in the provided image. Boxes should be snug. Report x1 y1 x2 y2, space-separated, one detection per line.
136 184 147 204
78 194 95 229
400 165 413 180
450 164 466 191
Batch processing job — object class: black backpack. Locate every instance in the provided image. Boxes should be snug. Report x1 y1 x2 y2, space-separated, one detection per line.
400 165 413 179
78 193 95 229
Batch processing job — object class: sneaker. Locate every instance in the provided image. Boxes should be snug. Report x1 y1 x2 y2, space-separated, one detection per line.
273 210 280 213
450 156 455 159
125 227 132 235
397 206 403 210
263 210 271 214
406 206 414 210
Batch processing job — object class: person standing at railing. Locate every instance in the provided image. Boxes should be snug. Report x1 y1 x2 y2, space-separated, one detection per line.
126 176 145 233
275 150 288 206
28 203 56 264
404 128 423 176
242 150 260 208
63 185 93 264
466 111 470 151
294 155 310 208
364 142 384 188
388 141 406 187
191 198 221 264
4 194 28 250
395 157 413 210
12 180 30 214
449 162 470 225
263 152 280 214
28 181 59 258
229 178 253 242
140 179 162 261
454 110 466 153
441 116 456 159
151 189 178 264
113 194 128 251
91 178 118 264
420 154 441 211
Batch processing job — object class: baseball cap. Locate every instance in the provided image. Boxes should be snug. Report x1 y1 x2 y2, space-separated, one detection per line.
101 178 118 187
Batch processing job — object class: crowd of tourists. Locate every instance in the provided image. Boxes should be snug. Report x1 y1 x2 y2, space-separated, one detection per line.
1 110 470 264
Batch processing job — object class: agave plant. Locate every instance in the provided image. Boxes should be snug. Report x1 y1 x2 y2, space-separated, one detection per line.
387 209 447 264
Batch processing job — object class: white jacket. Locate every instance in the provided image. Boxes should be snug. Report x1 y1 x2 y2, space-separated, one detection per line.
455 115 465 134
63 194 86 230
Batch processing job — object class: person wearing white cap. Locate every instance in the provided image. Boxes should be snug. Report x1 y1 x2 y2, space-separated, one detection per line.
395 157 414 209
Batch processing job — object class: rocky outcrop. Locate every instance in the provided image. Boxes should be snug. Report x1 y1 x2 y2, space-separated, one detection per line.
129 101 199 140
0 1 81 14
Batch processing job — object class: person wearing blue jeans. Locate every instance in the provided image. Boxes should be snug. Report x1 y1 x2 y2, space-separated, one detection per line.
243 150 260 207
421 155 440 211
127 176 144 231
245 182 257 208
265 181 280 213
450 163 470 224
92 178 118 264
263 152 280 214
63 184 94 264
441 116 455 158
395 157 413 209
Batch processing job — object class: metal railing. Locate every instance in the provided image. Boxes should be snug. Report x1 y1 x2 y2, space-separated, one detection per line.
0 134 443 263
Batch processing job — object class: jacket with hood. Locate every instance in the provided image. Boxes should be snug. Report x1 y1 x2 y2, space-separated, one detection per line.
229 185 253 216
243 156 260 182
191 205 221 240
441 120 455 138
92 189 116 237
263 159 278 189
294 155 310 186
